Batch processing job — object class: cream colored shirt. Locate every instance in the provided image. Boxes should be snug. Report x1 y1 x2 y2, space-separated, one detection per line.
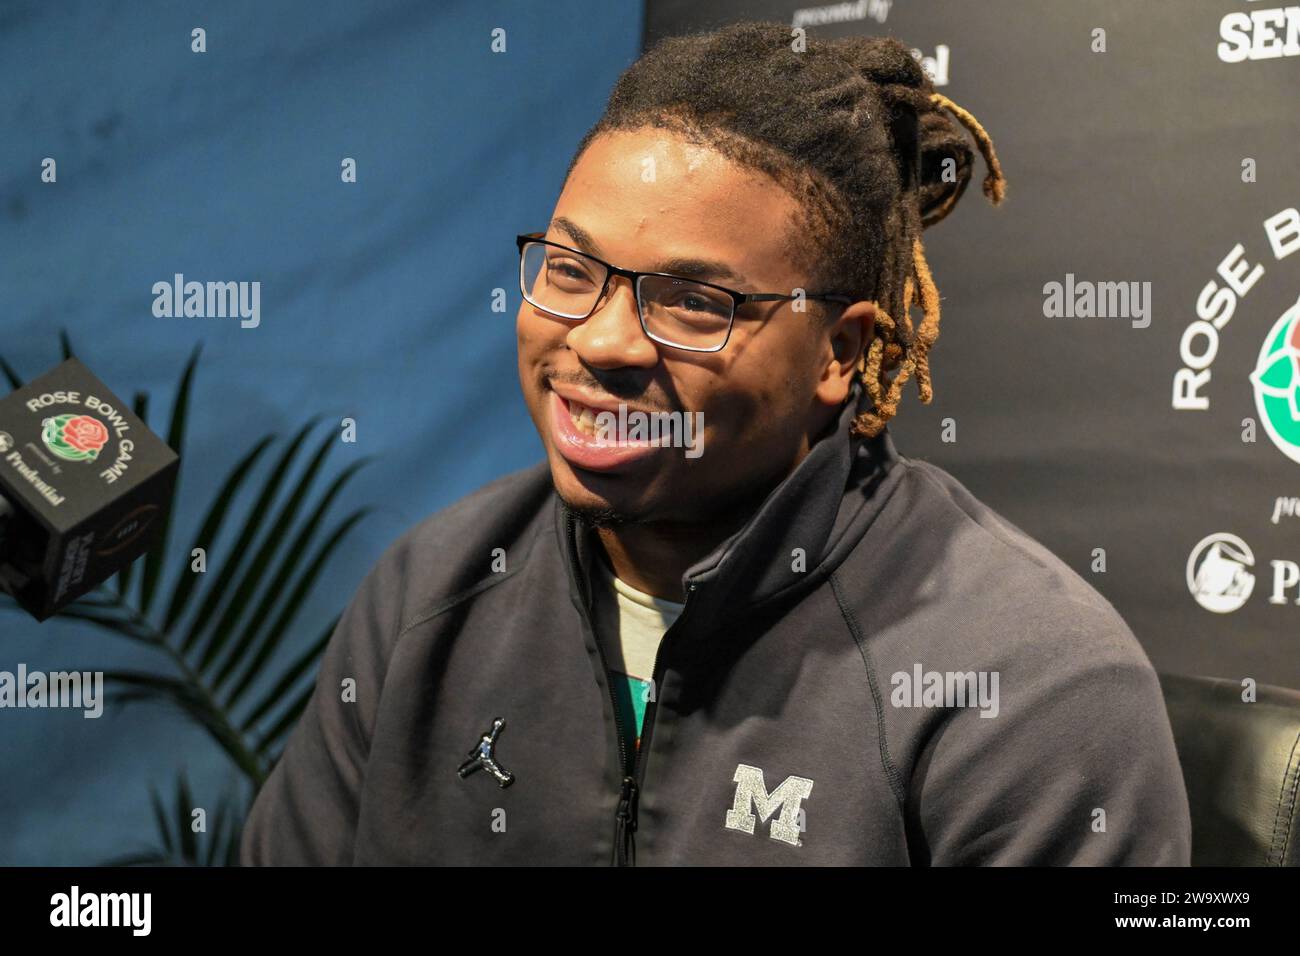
590 554 685 770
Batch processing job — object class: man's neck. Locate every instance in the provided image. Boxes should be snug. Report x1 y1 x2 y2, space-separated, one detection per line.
595 509 753 604
594 445 815 601
589 402 853 601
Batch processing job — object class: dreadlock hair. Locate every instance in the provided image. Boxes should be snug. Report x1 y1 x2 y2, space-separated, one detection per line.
565 21 1006 438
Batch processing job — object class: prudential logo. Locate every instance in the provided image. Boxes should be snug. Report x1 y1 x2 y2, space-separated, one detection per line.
1249 295 1300 464
1187 533 1256 613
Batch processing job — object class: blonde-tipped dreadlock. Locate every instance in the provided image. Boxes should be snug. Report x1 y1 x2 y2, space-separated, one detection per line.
852 91 1006 438
566 22 1008 439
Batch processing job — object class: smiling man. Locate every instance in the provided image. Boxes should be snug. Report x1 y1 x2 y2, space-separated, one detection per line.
241 22 1191 866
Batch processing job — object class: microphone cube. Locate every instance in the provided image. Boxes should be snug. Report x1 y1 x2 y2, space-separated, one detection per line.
0 358 180 621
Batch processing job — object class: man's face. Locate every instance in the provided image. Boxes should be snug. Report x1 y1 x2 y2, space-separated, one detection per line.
516 127 863 527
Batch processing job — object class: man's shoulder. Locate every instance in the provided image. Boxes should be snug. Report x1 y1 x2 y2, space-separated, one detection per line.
897 456 1110 607
860 454 1149 672
860 456 1190 865
355 460 556 637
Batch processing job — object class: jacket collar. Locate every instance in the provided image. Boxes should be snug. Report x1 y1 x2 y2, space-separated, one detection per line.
556 381 900 627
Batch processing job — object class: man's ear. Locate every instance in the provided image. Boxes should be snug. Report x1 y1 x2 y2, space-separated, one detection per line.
815 300 876 407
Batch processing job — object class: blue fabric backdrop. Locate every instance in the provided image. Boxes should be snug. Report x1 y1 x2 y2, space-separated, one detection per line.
0 0 642 864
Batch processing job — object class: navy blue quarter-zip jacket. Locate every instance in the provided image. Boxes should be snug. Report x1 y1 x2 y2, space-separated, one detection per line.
240 390 1192 866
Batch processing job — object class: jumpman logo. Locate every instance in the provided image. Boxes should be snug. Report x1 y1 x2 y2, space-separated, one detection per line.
456 717 515 788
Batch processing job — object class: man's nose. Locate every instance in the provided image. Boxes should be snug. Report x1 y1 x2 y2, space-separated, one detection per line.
565 276 660 368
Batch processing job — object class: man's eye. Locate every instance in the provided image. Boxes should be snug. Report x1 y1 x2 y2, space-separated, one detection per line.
548 259 597 284
673 291 730 315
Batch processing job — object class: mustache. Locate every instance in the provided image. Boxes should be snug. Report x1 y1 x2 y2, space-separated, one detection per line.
544 372 677 414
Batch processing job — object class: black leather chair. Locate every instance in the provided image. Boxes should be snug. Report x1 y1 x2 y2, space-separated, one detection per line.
1159 673 1300 866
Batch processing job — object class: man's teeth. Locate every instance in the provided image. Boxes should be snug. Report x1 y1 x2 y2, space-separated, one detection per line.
567 399 603 437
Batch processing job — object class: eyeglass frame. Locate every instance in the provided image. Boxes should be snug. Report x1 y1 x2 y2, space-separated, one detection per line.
516 231 855 353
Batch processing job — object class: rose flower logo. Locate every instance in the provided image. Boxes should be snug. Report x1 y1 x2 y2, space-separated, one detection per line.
41 413 110 462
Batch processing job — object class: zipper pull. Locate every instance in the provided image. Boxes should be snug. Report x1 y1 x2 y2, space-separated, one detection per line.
616 775 639 865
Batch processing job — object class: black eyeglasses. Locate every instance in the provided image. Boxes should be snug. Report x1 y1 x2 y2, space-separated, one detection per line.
516 232 854 353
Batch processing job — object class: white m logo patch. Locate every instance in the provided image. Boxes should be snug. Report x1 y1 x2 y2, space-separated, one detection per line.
723 764 814 846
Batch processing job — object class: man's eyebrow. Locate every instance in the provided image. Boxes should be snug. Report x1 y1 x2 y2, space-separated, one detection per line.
548 216 750 287
653 255 746 286
550 217 602 256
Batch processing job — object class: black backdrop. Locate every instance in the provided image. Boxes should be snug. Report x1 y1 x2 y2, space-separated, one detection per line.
645 0 1300 690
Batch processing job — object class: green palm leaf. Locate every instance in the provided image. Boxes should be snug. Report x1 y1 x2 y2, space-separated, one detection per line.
255 679 317 756
184 419 319 659
150 784 173 855
217 458 372 700
140 343 200 615
104 773 245 866
221 508 369 719
241 615 337 732
55 605 159 644
199 424 335 675
0 356 21 390
113 390 151 604
4 338 373 858
103 670 262 781
177 772 197 861
161 434 277 633
246 509 370 709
